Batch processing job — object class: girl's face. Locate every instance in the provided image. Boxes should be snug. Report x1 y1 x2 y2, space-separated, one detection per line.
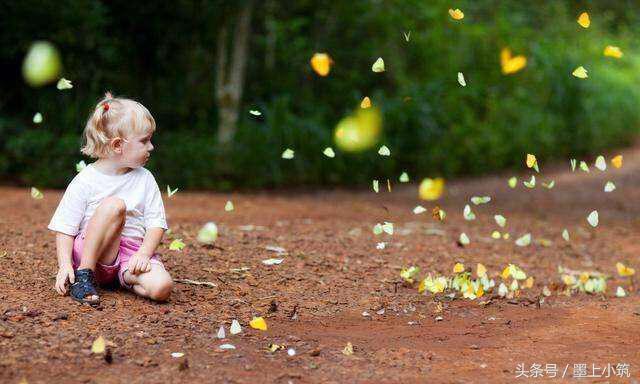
120 131 154 168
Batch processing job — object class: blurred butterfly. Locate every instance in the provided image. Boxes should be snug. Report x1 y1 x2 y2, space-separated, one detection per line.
167 185 178 198
501 48 527 75
30 187 43 200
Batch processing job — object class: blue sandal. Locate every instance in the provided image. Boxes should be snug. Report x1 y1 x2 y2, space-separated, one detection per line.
70 268 100 305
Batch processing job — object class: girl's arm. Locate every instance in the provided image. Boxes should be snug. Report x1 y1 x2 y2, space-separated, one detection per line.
56 232 75 267
138 227 165 257
54 232 76 295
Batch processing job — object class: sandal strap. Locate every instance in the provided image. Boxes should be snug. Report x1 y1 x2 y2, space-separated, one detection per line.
71 269 98 299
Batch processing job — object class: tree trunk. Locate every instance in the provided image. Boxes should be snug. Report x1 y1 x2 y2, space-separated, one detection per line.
215 1 253 145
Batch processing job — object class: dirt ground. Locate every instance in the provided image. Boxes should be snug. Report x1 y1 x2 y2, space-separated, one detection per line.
1 148 640 383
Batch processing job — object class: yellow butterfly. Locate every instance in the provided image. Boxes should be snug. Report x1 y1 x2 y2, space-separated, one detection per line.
453 262 465 273
448 8 464 20
477 263 487 278
91 335 106 354
616 262 635 277
526 154 539 172
500 48 527 75
603 45 623 59
310 53 332 76
249 316 267 330
611 154 623 168
577 12 590 28
419 178 445 200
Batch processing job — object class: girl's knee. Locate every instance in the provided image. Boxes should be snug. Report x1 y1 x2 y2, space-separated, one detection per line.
147 276 173 302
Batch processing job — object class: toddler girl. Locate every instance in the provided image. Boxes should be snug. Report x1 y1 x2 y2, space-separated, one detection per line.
48 92 173 305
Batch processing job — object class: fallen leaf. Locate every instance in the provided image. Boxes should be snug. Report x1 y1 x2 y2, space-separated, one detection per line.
399 172 409 183
249 110 262 116
217 325 226 339
595 155 606 171
33 112 43 124
508 177 517 188
360 97 371 109
453 263 465 273
171 352 185 358
562 229 570 242
225 201 234 211
372 179 379 193
494 215 506 228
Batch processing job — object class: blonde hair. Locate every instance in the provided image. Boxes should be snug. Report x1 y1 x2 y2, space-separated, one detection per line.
80 92 156 158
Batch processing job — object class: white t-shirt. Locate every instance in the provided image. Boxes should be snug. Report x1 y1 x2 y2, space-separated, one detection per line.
48 164 168 239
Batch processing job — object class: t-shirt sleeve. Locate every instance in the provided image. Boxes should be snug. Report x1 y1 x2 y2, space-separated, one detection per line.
144 172 168 230
47 177 89 236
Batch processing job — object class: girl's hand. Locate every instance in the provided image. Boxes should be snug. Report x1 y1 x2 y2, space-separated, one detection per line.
128 252 152 275
55 264 75 295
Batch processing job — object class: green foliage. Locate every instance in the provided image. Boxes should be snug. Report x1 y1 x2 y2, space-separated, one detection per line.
1 0 639 189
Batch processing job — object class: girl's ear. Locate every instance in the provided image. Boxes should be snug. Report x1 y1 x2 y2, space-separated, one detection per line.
110 137 124 154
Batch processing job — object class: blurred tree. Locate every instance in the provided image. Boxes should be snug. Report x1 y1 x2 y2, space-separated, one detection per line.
215 0 253 145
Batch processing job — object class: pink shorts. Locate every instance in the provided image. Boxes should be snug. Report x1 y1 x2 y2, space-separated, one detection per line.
72 232 164 290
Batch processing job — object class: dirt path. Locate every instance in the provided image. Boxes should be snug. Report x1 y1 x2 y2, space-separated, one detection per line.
1 147 640 383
